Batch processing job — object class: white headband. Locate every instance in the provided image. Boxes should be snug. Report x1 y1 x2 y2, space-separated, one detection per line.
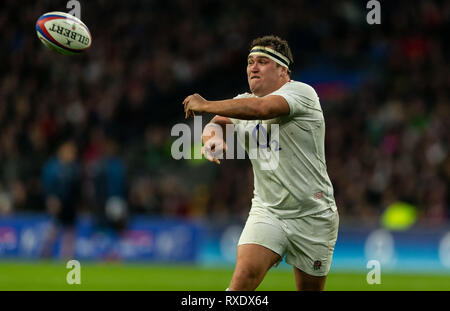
248 46 290 68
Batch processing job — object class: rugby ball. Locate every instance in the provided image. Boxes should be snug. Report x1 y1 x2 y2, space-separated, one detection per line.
36 11 92 55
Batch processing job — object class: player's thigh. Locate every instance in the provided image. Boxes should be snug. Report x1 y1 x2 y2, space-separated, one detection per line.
235 243 282 276
284 207 339 278
238 208 288 263
230 244 282 291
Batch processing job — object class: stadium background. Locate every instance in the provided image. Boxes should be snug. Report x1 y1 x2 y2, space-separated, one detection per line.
0 0 449 290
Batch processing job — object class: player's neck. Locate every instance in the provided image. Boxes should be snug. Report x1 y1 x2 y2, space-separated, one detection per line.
255 79 290 97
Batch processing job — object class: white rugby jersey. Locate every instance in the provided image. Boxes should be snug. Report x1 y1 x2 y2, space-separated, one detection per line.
229 80 337 218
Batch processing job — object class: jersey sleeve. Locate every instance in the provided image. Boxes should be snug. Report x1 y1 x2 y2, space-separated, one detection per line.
270 81 321 117
228 92 253 125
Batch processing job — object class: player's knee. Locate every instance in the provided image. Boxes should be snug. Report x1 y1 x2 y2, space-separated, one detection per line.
233 265 263 286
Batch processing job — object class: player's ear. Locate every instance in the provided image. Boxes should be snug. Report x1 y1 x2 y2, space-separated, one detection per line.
280 66 288 78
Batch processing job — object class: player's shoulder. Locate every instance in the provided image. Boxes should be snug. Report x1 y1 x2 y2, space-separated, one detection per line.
278 80 318 98
285 80 315 91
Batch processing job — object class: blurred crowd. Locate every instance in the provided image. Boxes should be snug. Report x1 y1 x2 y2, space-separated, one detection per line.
0 0 449 226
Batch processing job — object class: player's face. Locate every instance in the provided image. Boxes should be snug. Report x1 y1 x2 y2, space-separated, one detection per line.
247 55 284 97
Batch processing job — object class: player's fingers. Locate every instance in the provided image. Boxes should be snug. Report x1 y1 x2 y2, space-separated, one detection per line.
213 143 226 155
202 144 212 157
205 151 215 162
183 96 195 118
202 145 212 156
183 97 192 116
203 140 225 164
205 148 220 164
182 95 191 107
203 148 221 164
186 110 194 119
220 141 228 152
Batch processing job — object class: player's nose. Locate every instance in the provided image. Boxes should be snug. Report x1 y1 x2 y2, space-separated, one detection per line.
250 63 259 72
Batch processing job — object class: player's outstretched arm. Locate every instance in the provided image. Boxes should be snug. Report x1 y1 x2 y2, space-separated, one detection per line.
183 93 290 120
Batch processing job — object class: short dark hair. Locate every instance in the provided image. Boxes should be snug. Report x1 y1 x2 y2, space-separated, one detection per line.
250 35 294 74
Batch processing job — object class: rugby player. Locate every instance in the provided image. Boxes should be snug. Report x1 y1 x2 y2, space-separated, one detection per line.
183 35 339 291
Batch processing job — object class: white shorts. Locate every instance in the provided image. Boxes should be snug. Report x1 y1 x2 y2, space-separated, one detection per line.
238 206 339 276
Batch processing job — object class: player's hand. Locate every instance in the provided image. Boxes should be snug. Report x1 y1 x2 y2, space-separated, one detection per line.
202 137 227 165
183 93 208 119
